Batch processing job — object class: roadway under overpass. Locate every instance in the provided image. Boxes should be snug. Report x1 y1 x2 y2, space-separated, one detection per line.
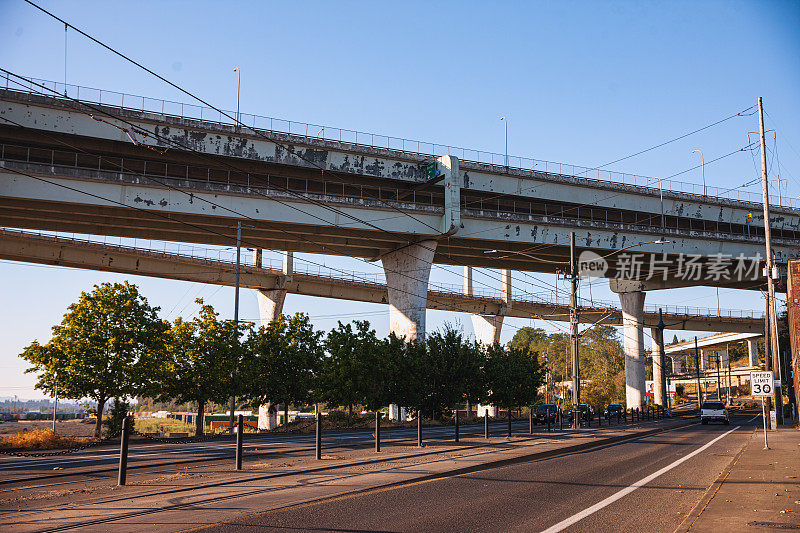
1 78 797 411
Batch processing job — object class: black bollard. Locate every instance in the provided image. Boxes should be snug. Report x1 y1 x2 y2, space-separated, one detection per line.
315 409 321 460
507 409 512 437
529 408 533 434
547 414 551 432
417 410 422 447
560 410 563 431
236 414 244 470
599 411 602 427
375 411 381 453
484 411 489 438
455 409 460 443
117 417 130 486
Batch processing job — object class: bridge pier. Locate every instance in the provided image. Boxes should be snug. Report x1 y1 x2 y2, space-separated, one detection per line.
253 250 293 430
382 241 436 421
472 315 504 345
650 328 665 407
672 356 682 374
381 241 437 341
747 339 759 366
617 288 647 411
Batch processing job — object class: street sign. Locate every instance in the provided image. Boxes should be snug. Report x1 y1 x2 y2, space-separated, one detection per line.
750 371 774 397
750 370 773 450
425 162 437 181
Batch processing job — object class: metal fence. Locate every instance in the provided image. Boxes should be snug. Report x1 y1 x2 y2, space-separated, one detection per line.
4 73 793 209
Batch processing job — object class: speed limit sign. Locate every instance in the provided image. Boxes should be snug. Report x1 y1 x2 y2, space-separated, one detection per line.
750 371 774 397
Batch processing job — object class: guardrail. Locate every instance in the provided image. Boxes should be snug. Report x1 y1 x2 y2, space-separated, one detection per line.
1 228 763 320
4 73 792 209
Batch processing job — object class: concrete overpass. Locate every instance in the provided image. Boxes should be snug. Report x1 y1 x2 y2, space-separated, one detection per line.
0 228 764 336
1 75 797 410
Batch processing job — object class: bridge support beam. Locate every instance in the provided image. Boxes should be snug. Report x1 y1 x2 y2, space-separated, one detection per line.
747 339 759 367
472 315 504 345
619 290 647 411
381 241 437 342
651 327 665 407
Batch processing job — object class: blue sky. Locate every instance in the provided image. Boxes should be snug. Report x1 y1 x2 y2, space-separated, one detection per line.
1 1 798 398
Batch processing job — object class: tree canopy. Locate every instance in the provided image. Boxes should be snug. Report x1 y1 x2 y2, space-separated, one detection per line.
20 282 168 437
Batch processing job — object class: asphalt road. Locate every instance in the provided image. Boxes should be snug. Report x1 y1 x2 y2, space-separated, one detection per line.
0 418 539 479
198 414 758 533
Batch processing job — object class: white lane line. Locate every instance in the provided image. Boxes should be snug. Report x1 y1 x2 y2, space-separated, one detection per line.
540 425 741 533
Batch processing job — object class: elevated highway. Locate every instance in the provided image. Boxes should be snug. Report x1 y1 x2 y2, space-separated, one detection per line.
1 74 795 410
0 229 763 334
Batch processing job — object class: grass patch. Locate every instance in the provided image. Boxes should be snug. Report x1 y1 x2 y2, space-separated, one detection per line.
0 428 94 450
134 417 199 435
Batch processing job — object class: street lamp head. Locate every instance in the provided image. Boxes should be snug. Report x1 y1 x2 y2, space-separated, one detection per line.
500 116 505 121
234 67 239 72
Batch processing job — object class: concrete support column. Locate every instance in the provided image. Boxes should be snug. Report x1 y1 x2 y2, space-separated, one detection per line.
477 405 497 417
501 269 512 308
747 339 759 367
650 328 665 407
253 249 290 431
700 350 710 371
619 290 647 411
720 348 729 368
672 356 682 374
381 240 437 341
472 315 504 345
464 266 473 296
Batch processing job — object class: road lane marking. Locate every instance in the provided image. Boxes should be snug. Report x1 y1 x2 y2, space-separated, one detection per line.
540 425 741 533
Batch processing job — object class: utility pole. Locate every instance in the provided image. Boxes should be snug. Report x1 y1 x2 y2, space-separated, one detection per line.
694 337 702 411
229 220 242 434
52 372 58 433
715 353 723 401
570 231 580 428
759 97 783 426
657 309 667 411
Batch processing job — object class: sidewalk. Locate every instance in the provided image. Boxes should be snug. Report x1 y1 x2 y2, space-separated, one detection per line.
680 426 800 532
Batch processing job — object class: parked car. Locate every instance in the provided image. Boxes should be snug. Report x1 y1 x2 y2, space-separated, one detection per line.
700 401 729 425
567 404 593 423
533 404 560 425
603 404 624 420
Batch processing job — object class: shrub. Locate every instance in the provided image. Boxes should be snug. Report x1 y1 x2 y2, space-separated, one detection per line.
0 428 92 450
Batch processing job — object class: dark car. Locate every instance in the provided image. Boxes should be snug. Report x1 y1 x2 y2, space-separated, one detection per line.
567 404 593 423
603 404 624 420
533 404 560 424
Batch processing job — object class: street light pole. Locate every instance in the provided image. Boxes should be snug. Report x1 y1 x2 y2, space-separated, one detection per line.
570 231 580 428
233 67 240 128
229 220 242 433
692 149 705 196
694 337 702 411
500 116 507 167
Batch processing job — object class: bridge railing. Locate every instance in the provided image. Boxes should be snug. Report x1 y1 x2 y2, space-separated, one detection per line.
4 74 793 209
1 228 764 321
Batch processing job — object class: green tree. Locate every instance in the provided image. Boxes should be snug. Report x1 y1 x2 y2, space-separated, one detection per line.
418 325 483 419
20 282 168 437
244 313 323 426
484 343 543 411
154 300 247 436
319 320 379 419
